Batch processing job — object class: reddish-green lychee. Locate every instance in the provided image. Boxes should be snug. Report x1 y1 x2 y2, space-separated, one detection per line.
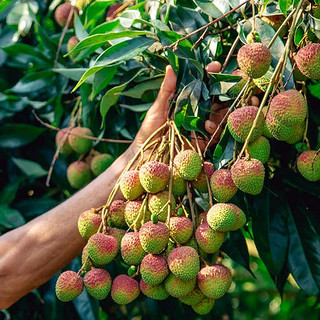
265 112 294 141
231 158 265 195
81 245 92 271
124 200 151 230
297 150 320 182
285 120 306 144
206 203 238 232
140 254 169 286
67 36 79 60
90 153 114 176
140 279 169 300
54 3 79 28
197 264 232 299
227 106 265 143
169 217 193 244
172 168 187 196
191 161 214 193
195 222 225 254
174 149 202 180
228 204 246 231
148 191 176 222
107 200 126 229
179 287 205 305
78 208 101 239
139 221 169 254
107 227 125 246
111 275 140 304
210 169 237 202
228 69 250 98
167 246 200 281
55 270 83 302
55 129 73 155
139 161 170 193
120 170 144 200
68 127 93 154
121 232 146 265
87 233 118 265
191 298 215 315
247 136 271 164
237 43 272 79
83 268 111 300
197 211 207 226
164 273 196 298
67 161 91 189
295 43 320 79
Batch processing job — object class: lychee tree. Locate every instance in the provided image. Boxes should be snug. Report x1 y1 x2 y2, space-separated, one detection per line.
1 0 320 319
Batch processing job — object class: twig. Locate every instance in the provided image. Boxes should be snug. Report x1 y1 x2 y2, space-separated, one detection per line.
191 27 209 50
108 0 135 20
221 35 240 73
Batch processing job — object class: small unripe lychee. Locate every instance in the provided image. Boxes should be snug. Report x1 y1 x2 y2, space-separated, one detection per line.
139 221 169 254
247 136 271 164
120 170 144 200
246 30 261 43
55 270 83 302
206 203 238 232
54 3 79 28
87 233 118 265
140 279 169 300
124 200 151 230
55 129 73 155
121 232 146 265
191 161 214 193
210 169 237 203
111 275 140 305
83 268 111 300
164 273 196 298
67 161 91 189
107 200 127 229
67 36 79 60
68 127 93 154
148 191 176 222
78 209 101 239
169 217 193 244
295 43 320 79
140 254 169 286
231 158 265 195
139 161 170 193
237 43 272 79
174 150 202 180
297 150 320 182
197 264 232 299
191 298 215 315
179 287 205 305
90 153 114 176
172 168 187 196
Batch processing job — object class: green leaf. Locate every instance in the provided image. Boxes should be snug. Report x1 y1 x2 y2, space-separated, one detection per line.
12 157 47 178
53 68 89 82
279 0 293 16
209 73 242 82
193 0 230 18
89 19 121 35
84 0 113 29
0 178 24 205
72 66 106 92
119 102 152 112
121 77 163 99
0 124 45 148
0 204 26 228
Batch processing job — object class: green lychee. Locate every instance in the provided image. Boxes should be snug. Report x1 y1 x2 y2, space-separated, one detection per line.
67 161 91 189
55 270 83 302
169 217 193 244
78 208 102 239
227 69 250 98
54 3 79 28
174 149 202 180
120 231 146 265
297 150 320 182
148 191 176 222
172 168 187 196
246 30 261 43
265 112 294 141
120 170 144 200
107 200 127 229
164 273 196 298
111 275 140 305
285 120 306 144
179 287 205 305
90 153 114 176
191 161 214 193
68 127 93 154
228 204 246 231
140 254 169 286
124 200 151 230
191 298 215 315
83 268 111 300
295 43 320 79
247 136 271 164
206 203 238 232
55 129 73 155
140 279 169 300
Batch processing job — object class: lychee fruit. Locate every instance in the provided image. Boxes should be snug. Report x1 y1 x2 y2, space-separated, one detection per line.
78 208 101 239
174 149 202 180
179 287 205 305
297 150 320 182
228 203 246 231
206 203 238 232
247 136 271 164
231 158 265 195
55 270 83 302
265 112 294 141
124 200 151 230
67 36 79 60
111 275 140 304
107 200 127 229
67 161 91 189
55 129 73 154
237 42 272 79
227 69 250 98
87 233 118 265
54 3 79 28
285 120 306 144
120 170 144 200
171 168 186 197
169 216 193 244
140 254 169 286
106 3 122 21
140 279 169 300
210 169 238 203
227 106 265 143
107 227 125 246
197 264 232 299
83 268 111 300
68 127 93 154
148 191 176 222
120 232 146 265
164 273 196 298
295 43 320 79
90 153 114 176
139 221 169 254
167 246 200 281
191 298 215 315
191 161 214 193
139 161 170 193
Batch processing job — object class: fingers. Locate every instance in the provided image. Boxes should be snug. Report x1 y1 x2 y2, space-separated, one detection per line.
206 61 222 74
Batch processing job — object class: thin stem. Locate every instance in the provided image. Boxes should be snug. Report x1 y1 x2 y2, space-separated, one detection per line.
221 35 240 73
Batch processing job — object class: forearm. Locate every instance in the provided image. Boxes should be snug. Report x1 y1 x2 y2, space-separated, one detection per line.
0 146 135 309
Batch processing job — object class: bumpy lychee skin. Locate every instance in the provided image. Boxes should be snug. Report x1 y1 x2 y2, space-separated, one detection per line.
228 204 246 231
191 298 215 315
124 200 151 230
120 170 144 200
295 43 320 79
87 233 119 265
121 232 146 265
164 273 196 298
81 245 92 271
83 268 111 300
266 112 294 141
140 279 169 300
297 150 320 182
68 127 93 154
247 136 271 164
210 169 238 203
191 162 214 193
107 200 127 229
285 120 306 144
78 209 102 239
207 203 238 232
55 270 83 302
227 69 250 98
107 227 125 246
174 150 202 180
140 254 169 286
179 287 205 305
54 3 79 28
195 222 225 254
237 43 272 79
139 221 169 254
169 217 193 244
167 246 200 281
269 90 307 127
197 264 232 299
111 275 140 305
231 158 265 195
228 106 265 143
172 168 187 196
55 129 73 155
67 161 91 189
90 153 114 176
139 161 170 193
148 191 176 222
